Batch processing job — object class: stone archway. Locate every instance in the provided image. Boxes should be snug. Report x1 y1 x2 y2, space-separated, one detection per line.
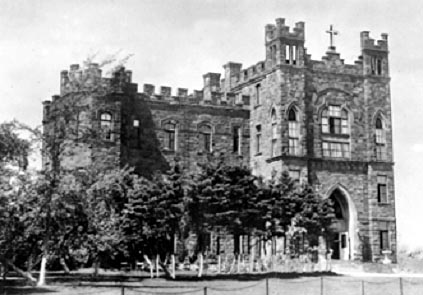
327 186 358 260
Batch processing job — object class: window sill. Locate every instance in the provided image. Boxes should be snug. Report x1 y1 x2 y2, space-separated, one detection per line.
378 202 390 206
321 133 350 139
322 156 351 160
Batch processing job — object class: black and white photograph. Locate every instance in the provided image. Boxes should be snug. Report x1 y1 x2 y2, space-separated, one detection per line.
0 0 422 294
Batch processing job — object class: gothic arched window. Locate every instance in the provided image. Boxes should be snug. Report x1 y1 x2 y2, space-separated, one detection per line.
100 112 113 141
256 84 261 105
375 116 386 160
271 109 277 157
288 107 300 155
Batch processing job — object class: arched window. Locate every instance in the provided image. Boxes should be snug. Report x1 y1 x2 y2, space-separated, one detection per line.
271 109 277 157
163 122 176 151
199 124 212 152
232 126 241 155
255 125 262 154
375 116 386 160
256 84 261 105
100 112 112 140
288 108 300 155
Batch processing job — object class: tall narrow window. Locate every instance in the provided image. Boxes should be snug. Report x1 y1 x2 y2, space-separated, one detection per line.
376 117 386 160
377 175 388 203
233 126 241 154
285 45 290 64
377 59 382 75
199 125 212 152
256 125 262 154
288 108 300 155
100 112 112 141
371 57 383 75
163 122 176 151
285 45 298 65
380 230 389 251
256 84 261 105
271 109 277 157
271 45 277 63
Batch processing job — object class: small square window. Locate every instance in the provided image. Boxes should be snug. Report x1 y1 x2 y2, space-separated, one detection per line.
133 120 140 127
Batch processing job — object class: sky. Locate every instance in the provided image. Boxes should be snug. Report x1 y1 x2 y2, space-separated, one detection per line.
0 0 422 250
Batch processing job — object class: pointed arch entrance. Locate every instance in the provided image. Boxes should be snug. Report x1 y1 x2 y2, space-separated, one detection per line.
327 186 357 260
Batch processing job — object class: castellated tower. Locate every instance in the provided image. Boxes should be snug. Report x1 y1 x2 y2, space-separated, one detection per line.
42 17 396 263
220 18 395 263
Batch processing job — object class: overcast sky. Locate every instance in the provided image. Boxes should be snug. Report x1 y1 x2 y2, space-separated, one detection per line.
1 0 422 250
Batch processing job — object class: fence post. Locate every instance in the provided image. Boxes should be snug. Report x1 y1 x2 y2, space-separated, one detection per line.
362 280 365 295
320 277 324 295
266 277 269 295
203 286 207 295
121 285 125 295
400 278 404 295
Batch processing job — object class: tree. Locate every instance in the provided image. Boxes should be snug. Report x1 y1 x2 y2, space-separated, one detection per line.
33 54 133 285
121 161 185 278
185 158 263 275
0 121 38 284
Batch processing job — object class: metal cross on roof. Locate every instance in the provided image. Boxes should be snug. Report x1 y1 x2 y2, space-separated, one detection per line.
326 25 339 48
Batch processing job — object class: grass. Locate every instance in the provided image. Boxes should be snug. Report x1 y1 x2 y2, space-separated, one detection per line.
2 272 423 295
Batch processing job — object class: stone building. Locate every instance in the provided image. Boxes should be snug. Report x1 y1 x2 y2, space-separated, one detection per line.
42 18 396 262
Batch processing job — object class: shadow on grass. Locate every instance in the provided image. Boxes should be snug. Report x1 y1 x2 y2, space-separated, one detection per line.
0 287 56 294
0 270 343 292
172 271 341 282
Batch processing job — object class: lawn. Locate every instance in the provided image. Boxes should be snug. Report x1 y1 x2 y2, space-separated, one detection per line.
2 274 423 295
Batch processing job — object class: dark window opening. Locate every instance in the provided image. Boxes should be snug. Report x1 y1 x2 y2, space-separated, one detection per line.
233 126 240 154
256 125 261 154
380 230 389 251
100 112 113 141
164 123 176 151
288 108 296 121
199 125 212 152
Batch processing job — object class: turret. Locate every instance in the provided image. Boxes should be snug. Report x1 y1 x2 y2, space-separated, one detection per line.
223 62 242 92
360 32 389 76
265 18 305 67
203 72 221 102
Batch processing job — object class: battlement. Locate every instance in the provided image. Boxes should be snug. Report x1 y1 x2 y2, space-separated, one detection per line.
140 83 250 109
221 60 268 91
360 31 388 51
265 18 305 42
60 63 136 95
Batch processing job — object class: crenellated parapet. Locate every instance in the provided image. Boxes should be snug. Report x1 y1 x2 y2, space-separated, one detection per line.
265 18 305 43
360 31 388 52
139 83 250 109
221 60 268 92
60 63 137 96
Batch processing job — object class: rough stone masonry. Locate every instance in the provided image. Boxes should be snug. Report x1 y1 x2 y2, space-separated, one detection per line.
42 17 396 263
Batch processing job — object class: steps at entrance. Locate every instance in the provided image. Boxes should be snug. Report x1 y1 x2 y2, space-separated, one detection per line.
331 260 395 274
